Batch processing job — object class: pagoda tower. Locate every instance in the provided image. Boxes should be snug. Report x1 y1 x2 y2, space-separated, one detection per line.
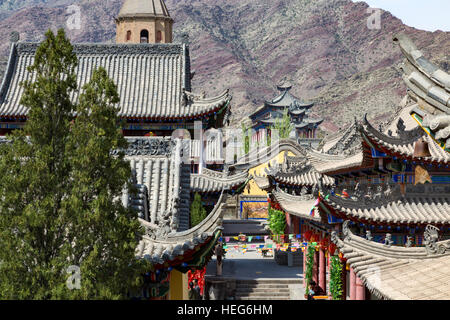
115 0 173 44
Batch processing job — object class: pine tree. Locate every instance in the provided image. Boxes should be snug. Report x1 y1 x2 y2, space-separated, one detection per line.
63 66 144 299
0 29 143 299
190 193 207 227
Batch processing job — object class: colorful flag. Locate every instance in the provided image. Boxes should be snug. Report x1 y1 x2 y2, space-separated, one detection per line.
225 237 230 242
248 236 253 242
289 234 293 240
264 236 269 241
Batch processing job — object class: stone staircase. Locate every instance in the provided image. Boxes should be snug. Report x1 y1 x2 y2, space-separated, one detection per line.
235 279 302 300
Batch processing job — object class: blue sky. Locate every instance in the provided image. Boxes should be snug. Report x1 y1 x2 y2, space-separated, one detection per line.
352 0 450 32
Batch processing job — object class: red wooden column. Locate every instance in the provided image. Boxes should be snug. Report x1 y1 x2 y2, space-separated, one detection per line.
341 261 347 300
356 275 366 300
319 246 326 292
303 244 306 288
349 267 357 300
312 249 318 283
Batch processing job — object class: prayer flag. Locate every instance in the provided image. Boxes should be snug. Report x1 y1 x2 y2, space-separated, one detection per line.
225 237 230 242
248 236 253 242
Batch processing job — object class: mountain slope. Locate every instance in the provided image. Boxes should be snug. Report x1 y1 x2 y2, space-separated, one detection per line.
0 0 448 132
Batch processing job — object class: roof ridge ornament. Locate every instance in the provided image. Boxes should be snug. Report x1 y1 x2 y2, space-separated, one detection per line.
424 225 449 255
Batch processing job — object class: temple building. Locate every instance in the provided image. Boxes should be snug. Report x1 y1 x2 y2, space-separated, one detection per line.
0 0 232 175
115 0 173 44
248 81 323 148
119 138 225 299
256 35 450 300
0 0 236 300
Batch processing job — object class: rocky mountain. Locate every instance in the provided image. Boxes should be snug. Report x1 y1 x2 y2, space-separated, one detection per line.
0 0 449 133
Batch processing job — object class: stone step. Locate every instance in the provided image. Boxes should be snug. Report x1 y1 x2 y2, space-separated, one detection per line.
236 288 290 294
236 291 290 296
236 284 291 289
237 297 290 300
236 279 302 284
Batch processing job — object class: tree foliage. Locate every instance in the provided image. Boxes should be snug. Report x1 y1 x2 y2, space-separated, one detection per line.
190 192 207 228
241 122 250 155
0 29 144 299
330 255 344 300
304 242 316 295
267 205 286 242
271 108 294 139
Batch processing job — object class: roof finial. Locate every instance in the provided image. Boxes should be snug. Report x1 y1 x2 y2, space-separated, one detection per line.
277 77 292 91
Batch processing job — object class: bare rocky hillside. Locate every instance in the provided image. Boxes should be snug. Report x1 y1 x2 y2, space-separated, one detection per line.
0 0 448 132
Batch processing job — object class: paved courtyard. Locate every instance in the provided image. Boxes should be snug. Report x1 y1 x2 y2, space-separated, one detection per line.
205 244 305 300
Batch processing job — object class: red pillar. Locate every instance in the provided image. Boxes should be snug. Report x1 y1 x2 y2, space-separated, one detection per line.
356 275 366 300
341 261 347 300
312 250 318 283
303 244 306 288
319 247 326 293
349 267 357 300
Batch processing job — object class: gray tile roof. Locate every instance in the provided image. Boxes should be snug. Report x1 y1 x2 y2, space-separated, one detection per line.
118 0 172 19
121 138 226 266
264 154 335 187
362 114 450 164
230 138 307 171
190 168 250 193
271 187 321 222
250 84 322 130
123 138 191 232
306 148 368 175
332 221 450 300
321 188 450 225
0 42 231 120
394 34 450 150
136 192 225 265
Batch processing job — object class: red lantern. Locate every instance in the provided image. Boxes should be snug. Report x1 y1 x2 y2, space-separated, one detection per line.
320 238 329 249
304 230 312 241
188 267 206 295
328 242 337 256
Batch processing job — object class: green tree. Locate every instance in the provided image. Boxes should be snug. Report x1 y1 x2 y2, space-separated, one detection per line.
0 29 143 299
271 108 294 139
329 255 344 300
63 66 144 299
267 205 286 243
241 122 250 155
190 192 207 227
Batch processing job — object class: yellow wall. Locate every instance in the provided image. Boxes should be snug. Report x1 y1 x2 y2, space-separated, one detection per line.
168 269 189 300
243 150 296 196
116 17 173 43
